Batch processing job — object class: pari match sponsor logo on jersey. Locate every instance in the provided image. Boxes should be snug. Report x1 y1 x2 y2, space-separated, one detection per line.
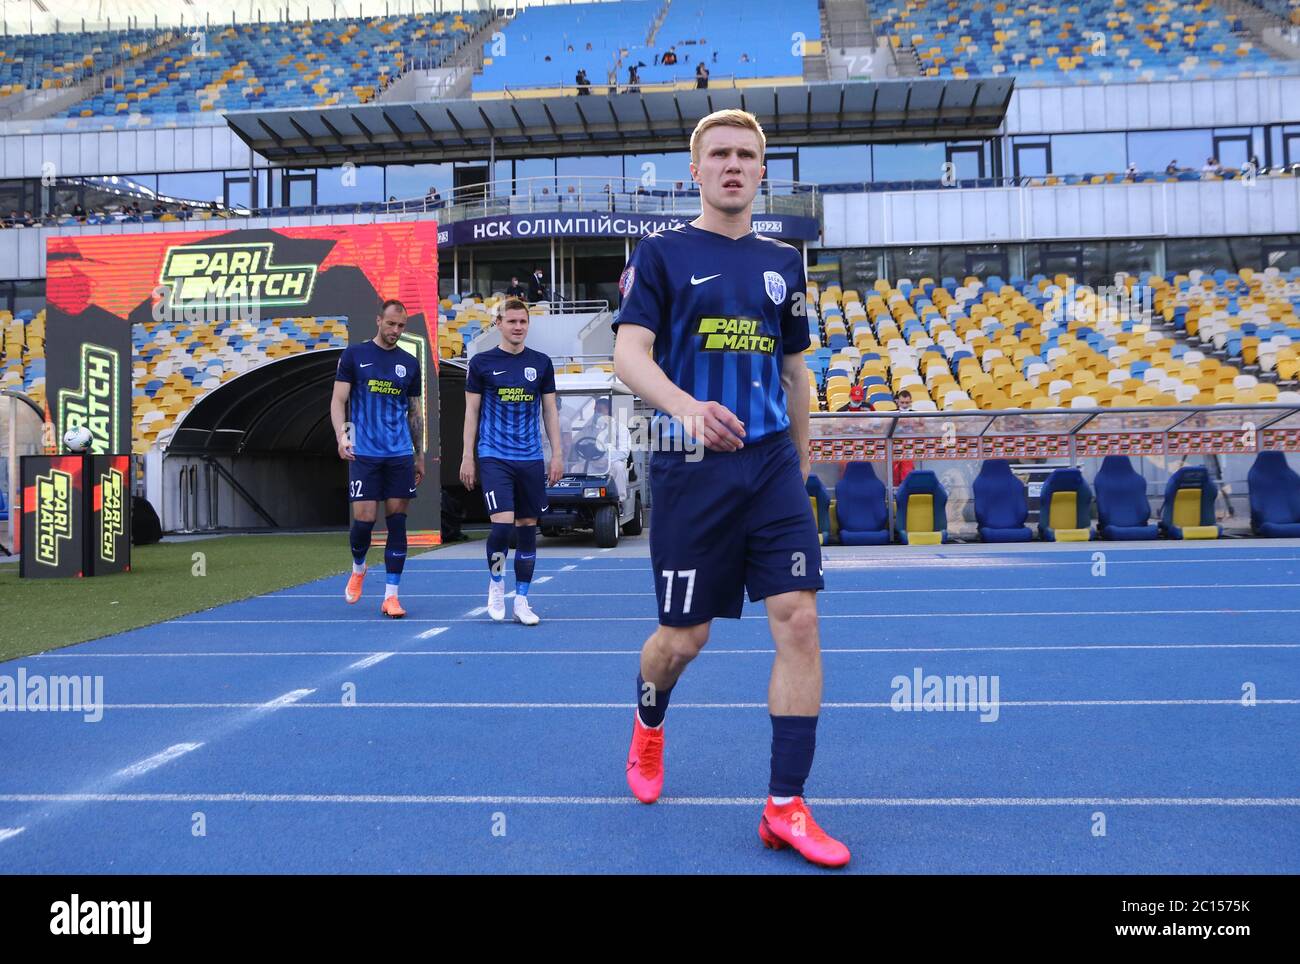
99 467 126 563
35 469 74 567
367 378 406 397
160 242 318 308
695 317 778 354
58 343 119 455
497 386 537 403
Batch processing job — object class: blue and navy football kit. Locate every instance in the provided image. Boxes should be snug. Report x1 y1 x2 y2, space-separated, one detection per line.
614 223 823 626
466 346 556 519
336 340 422 502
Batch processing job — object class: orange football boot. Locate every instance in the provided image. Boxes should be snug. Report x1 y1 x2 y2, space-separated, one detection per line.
344 566 366 604
625 711 665 803
758 796 851 868
380 595 406 619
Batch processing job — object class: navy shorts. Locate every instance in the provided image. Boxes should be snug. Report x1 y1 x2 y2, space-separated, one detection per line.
479 457 547 519
649 431 823 626
349 455 417 502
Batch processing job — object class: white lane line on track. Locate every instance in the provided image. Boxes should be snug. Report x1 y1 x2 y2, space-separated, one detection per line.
0 828 26 843
83 698 1300 711
168 608 1300 624
415 627 449 640
32 642 1300 659
260 689 315 709
346 653 394 670
113 743 203 780
0 794 1295 807
264 582 1300 598
560 565 577 571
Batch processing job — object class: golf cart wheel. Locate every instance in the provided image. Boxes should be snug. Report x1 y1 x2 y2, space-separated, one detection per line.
594 505 619 548
621 494 643 536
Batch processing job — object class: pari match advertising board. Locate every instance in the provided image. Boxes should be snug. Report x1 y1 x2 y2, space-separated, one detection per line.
41 223 442 539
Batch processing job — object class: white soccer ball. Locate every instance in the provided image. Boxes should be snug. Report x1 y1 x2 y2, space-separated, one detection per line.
62 425 93 453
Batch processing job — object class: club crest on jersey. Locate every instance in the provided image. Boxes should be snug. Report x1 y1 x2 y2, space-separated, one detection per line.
619 265 636 299
763 271 787 305
395 364 407 378
524 366 537 382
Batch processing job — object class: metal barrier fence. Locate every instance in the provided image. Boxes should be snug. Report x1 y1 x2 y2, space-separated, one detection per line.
809 404 1300 538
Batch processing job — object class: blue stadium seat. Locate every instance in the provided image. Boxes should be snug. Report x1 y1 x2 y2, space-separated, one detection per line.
973 459 1033 542
833 463 890 545
1037 468 1093 542
1093 455 1159 540
806 473 831 545
895 469 948 545
1247 451 1300 538
1159 466 1222 540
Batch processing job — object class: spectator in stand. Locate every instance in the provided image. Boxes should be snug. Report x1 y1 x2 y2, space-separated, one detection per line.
528 267 549 303
740 52 751 64
1201 156 1221 178
695 62 709 89
72 202 87 221
627 63 641 92
846 384 866 412
1124 162 1137 181
21 210 36 226
152 200 166 217
1249 153 1261 175
892 391 915 486
1165 159 1179 175
661 46 678 66
585 42 593 51
506 275 527 298
576 68 591 94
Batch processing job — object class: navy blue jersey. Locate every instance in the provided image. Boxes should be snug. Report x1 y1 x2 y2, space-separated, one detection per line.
613 224 809 444
466 346 556 460
336 341 421 458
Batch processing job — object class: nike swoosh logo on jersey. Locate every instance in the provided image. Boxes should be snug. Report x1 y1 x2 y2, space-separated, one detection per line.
359 363 373 368
690 273 721 285
493 370 507 375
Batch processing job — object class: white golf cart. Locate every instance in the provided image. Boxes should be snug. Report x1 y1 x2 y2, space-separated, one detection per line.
541 371 646 548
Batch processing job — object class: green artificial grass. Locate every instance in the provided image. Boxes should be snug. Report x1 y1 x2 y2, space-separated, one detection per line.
0 533 406 661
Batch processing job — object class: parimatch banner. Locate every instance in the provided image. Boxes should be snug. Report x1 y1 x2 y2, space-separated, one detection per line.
19 455 87 579
45 224 441 538
89 454 131 576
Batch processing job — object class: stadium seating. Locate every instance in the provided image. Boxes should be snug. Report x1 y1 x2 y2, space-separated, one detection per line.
871 0 1293 85
806 473 832 545
973 458 1033 542
895 469 948 544
131 314 349 452
476 0 815 93
1158 465 1222 538
833 462 891 545
1038 467 1093 541
1093 455 1160 540
0 308 46 411
0 28 164 96
801 269 1294 412
1247 450 1300 537
64 12 487 117
1155 266 1300 386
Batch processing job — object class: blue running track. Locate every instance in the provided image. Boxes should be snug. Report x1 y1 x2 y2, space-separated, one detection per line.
1 540 1297 873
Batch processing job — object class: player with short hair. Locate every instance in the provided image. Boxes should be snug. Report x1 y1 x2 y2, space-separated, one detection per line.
461 298 564 625
332 299 425 618
613 108 849 867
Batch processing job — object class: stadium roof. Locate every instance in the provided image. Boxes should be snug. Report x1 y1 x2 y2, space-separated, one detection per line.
224 79 1015 167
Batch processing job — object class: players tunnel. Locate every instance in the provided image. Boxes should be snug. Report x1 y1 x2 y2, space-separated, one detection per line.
162 349 350 530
